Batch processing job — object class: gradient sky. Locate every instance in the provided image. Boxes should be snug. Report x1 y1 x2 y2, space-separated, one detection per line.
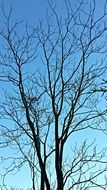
0 1 47 189
0 0 107 189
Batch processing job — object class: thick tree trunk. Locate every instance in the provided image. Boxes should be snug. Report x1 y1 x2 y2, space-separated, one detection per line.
57 169 63 190
55 117 64 190
40 174 45 190
25 107 50 190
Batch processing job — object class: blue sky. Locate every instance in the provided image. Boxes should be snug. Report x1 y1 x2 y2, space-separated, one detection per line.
0 0 107 189
0 1 47 189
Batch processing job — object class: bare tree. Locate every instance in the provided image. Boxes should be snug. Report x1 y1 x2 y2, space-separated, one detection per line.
0 0 107 189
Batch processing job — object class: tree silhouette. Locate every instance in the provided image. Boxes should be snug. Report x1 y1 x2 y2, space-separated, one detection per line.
0 0 107 189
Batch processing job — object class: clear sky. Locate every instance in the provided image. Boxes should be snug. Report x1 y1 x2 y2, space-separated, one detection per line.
0 1 47 189
0 0 107 189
